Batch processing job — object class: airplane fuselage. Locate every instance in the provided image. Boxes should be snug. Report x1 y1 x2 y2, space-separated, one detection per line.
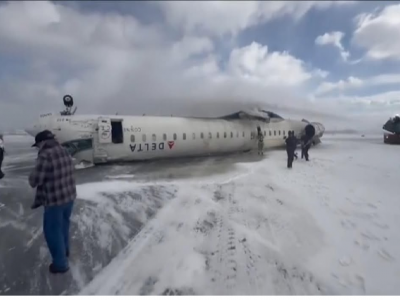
26 111 324 165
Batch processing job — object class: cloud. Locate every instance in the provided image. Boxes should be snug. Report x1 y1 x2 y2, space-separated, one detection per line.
157 1 356 37
0 0 338 131
227 42 313 86
315 31 350 61
352 4 400 61
314 73 400 96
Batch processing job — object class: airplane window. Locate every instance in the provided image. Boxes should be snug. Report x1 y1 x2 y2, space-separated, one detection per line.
173 133 177 141
152 134 156 142
217 132 220 139
209 132 212 139
231 132 233 138
224 132 227 138
183 133 186 140
279 130 281 136
236 132 239 138
283 130 285 136
201 133 204 139
131 135 135 143
274 131 276 136
163 133 167 141
142 134 147 142
192 133 196 140
242 132 245 137
269 131 272 136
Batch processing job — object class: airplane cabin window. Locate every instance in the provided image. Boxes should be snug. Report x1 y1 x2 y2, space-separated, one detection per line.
201 133 204 139
209 132 212 139
152 134 156 142
224 132 227 138
283 130 285 136
173 133 177 141
192 133 196 140
217 132 220 139
163 133 167 141
131 135 135 143
236 132 239 138
230 132 233 138
274 131 276 136
279 130 281 136
142 134 147 142
183 133 186 140
269 131 272 136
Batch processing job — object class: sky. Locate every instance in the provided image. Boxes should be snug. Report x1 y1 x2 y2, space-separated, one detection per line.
0 0 400 133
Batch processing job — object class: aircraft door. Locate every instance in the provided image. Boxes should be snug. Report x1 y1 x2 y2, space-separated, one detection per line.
98 117 112 144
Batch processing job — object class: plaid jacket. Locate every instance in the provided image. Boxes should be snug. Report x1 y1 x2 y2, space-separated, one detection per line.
29 139 77 207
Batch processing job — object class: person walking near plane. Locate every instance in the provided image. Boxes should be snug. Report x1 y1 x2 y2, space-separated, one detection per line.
29 130 76 274
301 134 311 161
285 131 296 168
0 134 5 179
257 126 264 155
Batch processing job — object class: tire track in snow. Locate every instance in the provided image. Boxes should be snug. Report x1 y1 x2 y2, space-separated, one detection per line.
209 184 264 295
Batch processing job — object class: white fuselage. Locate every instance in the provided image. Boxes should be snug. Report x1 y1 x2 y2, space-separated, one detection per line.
26 112 324 165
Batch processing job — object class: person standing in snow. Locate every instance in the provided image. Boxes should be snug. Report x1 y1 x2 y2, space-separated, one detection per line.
285 131 296 168
0 134 5 179
29 130 76 274
257 126 264 155
301 134 311 161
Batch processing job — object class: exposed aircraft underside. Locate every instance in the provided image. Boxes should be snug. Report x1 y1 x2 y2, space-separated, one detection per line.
383 115 400 144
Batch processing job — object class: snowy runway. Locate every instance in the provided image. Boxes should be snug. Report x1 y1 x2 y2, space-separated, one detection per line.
78 134 399 295
1 134 399 295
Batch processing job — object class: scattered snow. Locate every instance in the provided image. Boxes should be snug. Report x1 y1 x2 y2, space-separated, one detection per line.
79 134 400 295
74 162 94 170
106 174 136 179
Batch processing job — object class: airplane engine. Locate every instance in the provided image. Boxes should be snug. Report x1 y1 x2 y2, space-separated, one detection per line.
63 95 74 108
301 122 325 146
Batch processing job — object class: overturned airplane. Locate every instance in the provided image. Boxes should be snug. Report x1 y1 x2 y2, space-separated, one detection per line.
25 95 325 165
383 115 400 145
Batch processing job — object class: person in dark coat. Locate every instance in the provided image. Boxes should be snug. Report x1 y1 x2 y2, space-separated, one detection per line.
285 131 296 168
257 126 264 155
29 130 77 274
0 134 4 179
301 134 311 161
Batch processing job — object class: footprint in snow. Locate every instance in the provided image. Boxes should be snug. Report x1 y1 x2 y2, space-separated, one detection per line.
372 220 389 230
377 249 395 262
354 238 370 251
361 230 380 241
341 219 356 230
339 256 352 267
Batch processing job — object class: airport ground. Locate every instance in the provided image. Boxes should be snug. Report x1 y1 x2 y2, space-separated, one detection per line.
0 134 399 295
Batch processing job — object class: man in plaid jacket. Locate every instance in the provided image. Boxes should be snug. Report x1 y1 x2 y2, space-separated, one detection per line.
29 130 76 274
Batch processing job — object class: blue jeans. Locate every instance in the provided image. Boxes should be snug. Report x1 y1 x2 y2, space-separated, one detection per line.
43 201 74 271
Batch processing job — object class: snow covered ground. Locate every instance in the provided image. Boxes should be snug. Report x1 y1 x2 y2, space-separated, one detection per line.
1 133 399 295
77 134 400 295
